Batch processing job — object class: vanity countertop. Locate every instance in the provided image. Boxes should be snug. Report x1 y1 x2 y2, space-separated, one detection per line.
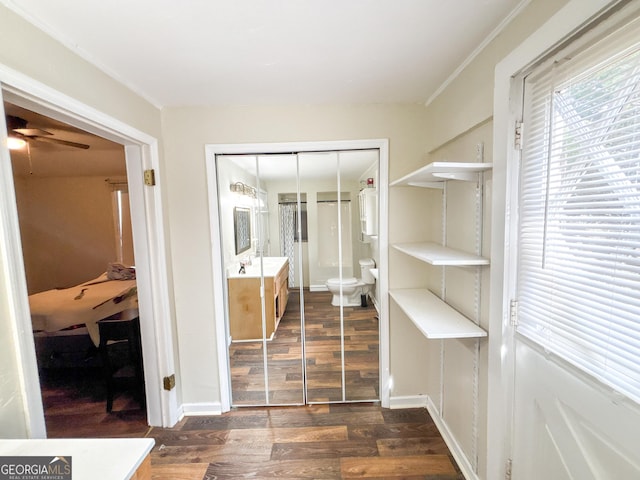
227 256 288 279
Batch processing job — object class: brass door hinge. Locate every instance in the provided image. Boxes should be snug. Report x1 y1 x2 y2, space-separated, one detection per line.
163 374 176 391
144 169 156 186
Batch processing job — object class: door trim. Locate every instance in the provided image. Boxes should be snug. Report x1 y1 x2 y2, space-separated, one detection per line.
0 65 178 430
205 139 390 412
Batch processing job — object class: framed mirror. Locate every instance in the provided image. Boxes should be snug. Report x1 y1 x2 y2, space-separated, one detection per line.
234 207 251 254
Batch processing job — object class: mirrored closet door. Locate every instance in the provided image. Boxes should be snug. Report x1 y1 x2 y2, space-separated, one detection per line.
217 149 380 407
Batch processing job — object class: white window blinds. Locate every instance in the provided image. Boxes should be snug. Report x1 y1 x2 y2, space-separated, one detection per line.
518 18 640 404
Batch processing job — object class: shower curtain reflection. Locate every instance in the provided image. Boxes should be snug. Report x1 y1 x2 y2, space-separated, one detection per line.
279 202 296 285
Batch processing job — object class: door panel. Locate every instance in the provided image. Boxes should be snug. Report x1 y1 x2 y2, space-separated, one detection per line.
342 297 379 401
300 152 345 403
512 339 640 479
263 154 304 405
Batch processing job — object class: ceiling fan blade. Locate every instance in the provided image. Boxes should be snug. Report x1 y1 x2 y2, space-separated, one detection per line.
14 127 53 136
28 135 90 150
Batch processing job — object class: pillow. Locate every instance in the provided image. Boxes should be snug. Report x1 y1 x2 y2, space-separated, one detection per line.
107 262 136 280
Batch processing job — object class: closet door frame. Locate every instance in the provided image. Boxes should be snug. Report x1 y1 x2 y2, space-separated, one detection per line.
205 139 390 413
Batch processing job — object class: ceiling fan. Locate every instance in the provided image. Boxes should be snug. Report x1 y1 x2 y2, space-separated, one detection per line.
6 115 90 150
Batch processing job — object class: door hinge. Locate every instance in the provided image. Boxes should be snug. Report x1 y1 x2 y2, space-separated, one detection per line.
163 374 176 391
505 458 513 480
144 169 156 186
510 300 519 326
514 121 524 150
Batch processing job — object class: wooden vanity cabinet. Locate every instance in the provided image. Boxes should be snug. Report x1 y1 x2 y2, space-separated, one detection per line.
273 263 289 324
228 260 289 341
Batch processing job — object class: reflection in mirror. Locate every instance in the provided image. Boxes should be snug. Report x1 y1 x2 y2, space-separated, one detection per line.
233 207 251 255
217 149 380 406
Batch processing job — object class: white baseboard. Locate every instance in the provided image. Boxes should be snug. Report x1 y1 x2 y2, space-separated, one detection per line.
389 394 429 409
309 284 328 292
181 402 223 416
425 395 478 480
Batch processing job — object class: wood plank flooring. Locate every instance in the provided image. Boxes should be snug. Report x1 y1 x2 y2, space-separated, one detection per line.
229 289 379 405
40 290 464 478
41 366 149 438
148 403 464 479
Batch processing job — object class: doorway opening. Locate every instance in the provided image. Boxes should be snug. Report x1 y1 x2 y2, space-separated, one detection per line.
4 101 148 437
0 82 177 436
206 140 389 411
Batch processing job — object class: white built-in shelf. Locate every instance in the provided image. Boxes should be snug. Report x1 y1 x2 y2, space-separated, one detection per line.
392 242 489 266
390 161 493 188
390 288 487 339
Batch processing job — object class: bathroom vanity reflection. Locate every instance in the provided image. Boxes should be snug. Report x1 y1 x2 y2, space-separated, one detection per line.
227 257 289 341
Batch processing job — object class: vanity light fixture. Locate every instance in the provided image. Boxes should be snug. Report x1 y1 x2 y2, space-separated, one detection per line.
230 181 256 198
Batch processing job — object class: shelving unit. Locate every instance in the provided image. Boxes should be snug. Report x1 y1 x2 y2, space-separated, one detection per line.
392 242 489 266
389 289 486 338
390 162 492 188
390 160 491 340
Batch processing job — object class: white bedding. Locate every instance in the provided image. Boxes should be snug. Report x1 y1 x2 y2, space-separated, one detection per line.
29 273 138 345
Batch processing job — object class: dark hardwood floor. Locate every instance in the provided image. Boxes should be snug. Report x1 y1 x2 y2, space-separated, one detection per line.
148 403 464 479
44 386 463 479
41 366 148 438
40 290 463 478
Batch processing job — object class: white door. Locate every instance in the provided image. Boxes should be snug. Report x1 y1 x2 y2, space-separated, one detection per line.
509 12 640 479
511 340 640 479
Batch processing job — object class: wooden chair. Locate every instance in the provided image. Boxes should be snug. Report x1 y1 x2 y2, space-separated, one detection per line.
97 314 145 413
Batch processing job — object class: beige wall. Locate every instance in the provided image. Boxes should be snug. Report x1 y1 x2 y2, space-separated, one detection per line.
13 176 120 294
0 3 162 437
161 104 427 405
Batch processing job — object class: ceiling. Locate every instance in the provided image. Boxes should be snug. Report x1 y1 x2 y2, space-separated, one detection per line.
0 0 526 107
5 102 126 177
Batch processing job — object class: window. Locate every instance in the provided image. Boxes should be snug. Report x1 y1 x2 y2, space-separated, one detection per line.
517 18 640 403
109 180 134 265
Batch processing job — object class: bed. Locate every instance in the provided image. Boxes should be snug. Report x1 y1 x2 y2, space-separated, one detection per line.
29 272 138 368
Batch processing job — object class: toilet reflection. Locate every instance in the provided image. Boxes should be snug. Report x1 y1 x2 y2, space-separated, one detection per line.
326 258 376 306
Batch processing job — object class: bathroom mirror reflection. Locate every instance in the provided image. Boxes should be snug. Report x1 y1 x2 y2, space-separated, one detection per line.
217 149 380 406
